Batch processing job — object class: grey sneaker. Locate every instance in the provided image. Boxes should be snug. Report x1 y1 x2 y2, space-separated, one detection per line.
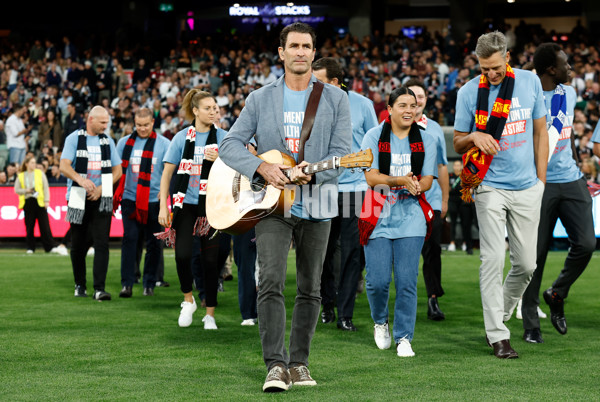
289 365 317 386
262 364 291 392
74 285 87 297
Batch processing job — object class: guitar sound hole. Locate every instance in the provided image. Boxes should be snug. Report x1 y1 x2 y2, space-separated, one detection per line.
251 175 267 192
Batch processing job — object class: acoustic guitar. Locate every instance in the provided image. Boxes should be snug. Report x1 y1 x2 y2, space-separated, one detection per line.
206 149 373 235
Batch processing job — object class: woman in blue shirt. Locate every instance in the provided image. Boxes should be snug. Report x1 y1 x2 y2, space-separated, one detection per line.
158 89 226 330
360 87 436 357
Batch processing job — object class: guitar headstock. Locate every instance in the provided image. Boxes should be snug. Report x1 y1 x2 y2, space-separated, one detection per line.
339 149 373 169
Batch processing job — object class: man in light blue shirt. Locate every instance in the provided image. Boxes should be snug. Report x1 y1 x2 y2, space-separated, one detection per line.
312 57 378 332
453 31 548 359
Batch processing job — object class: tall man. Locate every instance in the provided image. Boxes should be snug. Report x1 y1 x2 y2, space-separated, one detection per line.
453 31 548 359
406 78 450 321
60 106 122 300
220 23 351 392
312 57 378 332
114 108 171 297
521 43 596 343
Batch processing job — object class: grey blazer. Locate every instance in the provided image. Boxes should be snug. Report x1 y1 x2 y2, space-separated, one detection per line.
219 74 352 219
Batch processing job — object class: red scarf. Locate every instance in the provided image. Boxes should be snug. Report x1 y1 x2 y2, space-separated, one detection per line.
358 118 433 245
113 130 157 224
460 64 515 202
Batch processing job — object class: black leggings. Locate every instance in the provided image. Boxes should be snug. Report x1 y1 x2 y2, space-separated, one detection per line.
173 203 221 307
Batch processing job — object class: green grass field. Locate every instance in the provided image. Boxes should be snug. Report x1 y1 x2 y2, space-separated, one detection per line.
0 247 599 400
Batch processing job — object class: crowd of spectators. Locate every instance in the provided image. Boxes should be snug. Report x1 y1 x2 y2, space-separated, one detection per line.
1 18 600 185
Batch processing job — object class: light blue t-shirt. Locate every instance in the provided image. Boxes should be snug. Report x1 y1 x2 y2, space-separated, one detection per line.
361 125 437 239
421 117 447 211
544 84 582 183
591 116 600 144
116 133 171 202
61 131 122 200
454 68 546 190
338 91 379 193
163 126 227 205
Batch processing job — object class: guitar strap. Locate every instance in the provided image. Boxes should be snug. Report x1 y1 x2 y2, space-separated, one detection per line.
297 80 324 163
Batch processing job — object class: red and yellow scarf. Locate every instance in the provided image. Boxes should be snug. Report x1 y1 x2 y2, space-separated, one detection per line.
460 63 515 202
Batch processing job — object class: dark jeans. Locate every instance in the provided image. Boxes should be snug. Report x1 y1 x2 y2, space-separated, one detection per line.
70 199 112 291
173 203 220 307
522 178 596 330
233 229 258 320
23 198 57 252
321 191 364 319
256 214 331 370
421 210 444 298
120 200 161 288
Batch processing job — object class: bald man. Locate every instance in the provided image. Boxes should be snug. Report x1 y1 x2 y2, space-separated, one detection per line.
60 106 122 300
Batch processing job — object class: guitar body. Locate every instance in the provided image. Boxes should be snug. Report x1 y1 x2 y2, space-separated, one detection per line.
206 150 297 235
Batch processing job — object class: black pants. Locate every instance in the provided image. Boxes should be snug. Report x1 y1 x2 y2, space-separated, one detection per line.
23 198 57 252
70 200 112 291
173 203 220 307
448 198 475 250
522 178 596 330
321 192 364 319
421 210 444 298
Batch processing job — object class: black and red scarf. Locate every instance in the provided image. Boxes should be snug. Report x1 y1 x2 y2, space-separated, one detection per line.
358 118 433 245
155 123 217 247
460 63 515 202
113 129 157 224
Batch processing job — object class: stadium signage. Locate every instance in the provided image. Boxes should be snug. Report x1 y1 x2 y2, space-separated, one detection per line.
229 4 311 17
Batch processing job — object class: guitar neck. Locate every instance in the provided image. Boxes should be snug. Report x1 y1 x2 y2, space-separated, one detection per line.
284 157 339 178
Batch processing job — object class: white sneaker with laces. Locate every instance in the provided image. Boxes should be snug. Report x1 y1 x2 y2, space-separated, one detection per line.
178 297 197 327
374 322 391 349
202 314 218 330
241 318 257 326
396 337 415 357
51 245 69 256
516 298 523 320
537 306 547 319
447 243 456 252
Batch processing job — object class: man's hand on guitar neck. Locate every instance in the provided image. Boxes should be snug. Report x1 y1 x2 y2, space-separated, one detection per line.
257 162 291 190
289 161 313 186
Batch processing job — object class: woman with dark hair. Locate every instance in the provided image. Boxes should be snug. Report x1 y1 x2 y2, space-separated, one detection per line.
359 86 436 357
14 155 67 255
158 89 226 330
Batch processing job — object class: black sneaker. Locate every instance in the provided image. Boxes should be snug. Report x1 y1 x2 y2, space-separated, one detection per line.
155 281 170 287
74 285 87 297
143 287 154 296
93 290 112 301
119 286 132 298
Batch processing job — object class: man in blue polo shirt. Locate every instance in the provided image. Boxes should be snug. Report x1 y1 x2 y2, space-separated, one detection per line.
521 43 596 343
453 31 548 359
312 57 378 331
115 108 171 298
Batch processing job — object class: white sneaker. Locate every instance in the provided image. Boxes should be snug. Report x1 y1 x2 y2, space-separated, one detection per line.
241 318 257 326
516 298 523 320
178 297 197 327
396 337 415 357
461 243 467 251
26 250 34 254
87 247 95 256
374 322 391 350
51 245 69 256
537 306 547 319
447 243 456 252
202 314 218 330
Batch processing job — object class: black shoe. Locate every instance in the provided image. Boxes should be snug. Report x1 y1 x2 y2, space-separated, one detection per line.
337 318 357 331
155 281 170 287
466 248 474 255
543 288 567 335
222 273 233 281
134 277 141 284
523 328 544 343
321 305 335 324
427 297 446 321
119 286 132 298
143 287 154 296
492 339 519 359
74 285 87 297
93 289 111 301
